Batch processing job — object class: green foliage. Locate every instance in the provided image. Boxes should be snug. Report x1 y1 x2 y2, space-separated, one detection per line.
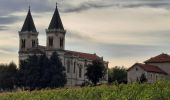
0 62 17 90
0 81 169 100
86 59 106 85
18 52 66 90
108 66 127 84
140 73 147 83
48 52 67 88
18 55 41 89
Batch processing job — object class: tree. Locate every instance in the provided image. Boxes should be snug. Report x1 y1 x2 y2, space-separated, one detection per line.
7 62 18 89
140 73 147 83
18 55 41 90
0 62 17 90
108 66 127 84
85 59 106 85
18 52 67 90
48 52 67 88
38 54 51 88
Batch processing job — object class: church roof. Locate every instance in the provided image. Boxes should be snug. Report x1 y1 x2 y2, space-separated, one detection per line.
145 53 170 63
65 50 99 60
128 63 167 75
21 7 37 33
48 3 64 30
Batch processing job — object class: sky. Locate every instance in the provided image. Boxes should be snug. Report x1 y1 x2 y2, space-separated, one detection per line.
0 0 170 68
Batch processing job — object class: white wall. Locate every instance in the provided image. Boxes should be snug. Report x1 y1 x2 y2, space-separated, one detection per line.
146 62 170 75
128 65 145 83
128 64 167 83
46 32 65 50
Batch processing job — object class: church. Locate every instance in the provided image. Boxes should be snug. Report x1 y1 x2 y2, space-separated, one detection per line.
18 4 108 86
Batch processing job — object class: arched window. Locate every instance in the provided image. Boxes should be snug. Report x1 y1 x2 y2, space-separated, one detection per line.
48 37 53 47
73 62 76 73
32 40 36 48
67 60 70 73
60 38 64 48
21 39 26 49
79 66 82 78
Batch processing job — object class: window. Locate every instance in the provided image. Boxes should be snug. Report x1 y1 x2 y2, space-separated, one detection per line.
48 37 53 47
60 38 64 48
32 40 36 48
21 39 26 49
150 74 152 79
79 66 82 78
136 68 138 71
67 60 70 73
73 62 76 73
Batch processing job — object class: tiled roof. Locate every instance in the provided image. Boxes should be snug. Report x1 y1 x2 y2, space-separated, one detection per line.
65 50 99 60
21 8 37 33
145 53 170 63
48 4 64 30
129 63 167 75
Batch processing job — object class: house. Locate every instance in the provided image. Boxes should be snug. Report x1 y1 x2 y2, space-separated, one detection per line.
128 53 170 83
18 4 108 86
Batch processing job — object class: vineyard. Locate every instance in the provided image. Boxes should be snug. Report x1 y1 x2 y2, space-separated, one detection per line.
0 81 170 100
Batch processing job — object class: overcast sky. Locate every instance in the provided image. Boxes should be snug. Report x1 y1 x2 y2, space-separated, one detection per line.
0 0 170 68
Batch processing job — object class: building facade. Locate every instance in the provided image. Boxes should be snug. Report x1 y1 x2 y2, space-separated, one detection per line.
128 53 170 83
18 5 108 86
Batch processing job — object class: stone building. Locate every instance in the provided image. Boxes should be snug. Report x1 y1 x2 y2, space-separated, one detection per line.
128 53 170 83
18 4 108 86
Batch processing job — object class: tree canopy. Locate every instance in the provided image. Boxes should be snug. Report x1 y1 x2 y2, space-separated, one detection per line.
108 66 127 84
18 52 66 90
0 62 17 90
85 59 106 85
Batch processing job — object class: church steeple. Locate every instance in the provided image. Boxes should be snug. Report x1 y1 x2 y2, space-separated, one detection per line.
19 6 39 53
48 3 64 30
21 7 37 33
46 3 66 50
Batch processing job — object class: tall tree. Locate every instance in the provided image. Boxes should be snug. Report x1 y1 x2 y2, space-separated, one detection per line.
18 52 67 90
0 62 17 90
48 52 67 88
85 59 106 85
18 55 41 90
39 54 51 88
108 66 127 84
7 62 18 89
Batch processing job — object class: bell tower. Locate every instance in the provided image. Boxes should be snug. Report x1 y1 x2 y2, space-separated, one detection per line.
19 7 39 56
46 3 66 51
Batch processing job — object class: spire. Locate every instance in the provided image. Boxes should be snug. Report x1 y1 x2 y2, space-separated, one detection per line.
48 3 64 30
21 7 37 33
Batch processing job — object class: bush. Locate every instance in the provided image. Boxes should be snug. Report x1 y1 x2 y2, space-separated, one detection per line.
0 81 169 100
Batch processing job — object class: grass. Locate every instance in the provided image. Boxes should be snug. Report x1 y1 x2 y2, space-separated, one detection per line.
0 81 170 100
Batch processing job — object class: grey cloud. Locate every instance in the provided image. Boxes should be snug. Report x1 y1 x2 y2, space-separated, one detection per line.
96 43 160 58
0 0 169 15
67 40 163 59
127 30 170 44
66 30 93 40
4 48 17 53
61 1 113 13
0 47 17 53
60 0 170 13
0 15 20 25
0 0 52 15
0 26 9 31
0 15 22 31
118 2 170 9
